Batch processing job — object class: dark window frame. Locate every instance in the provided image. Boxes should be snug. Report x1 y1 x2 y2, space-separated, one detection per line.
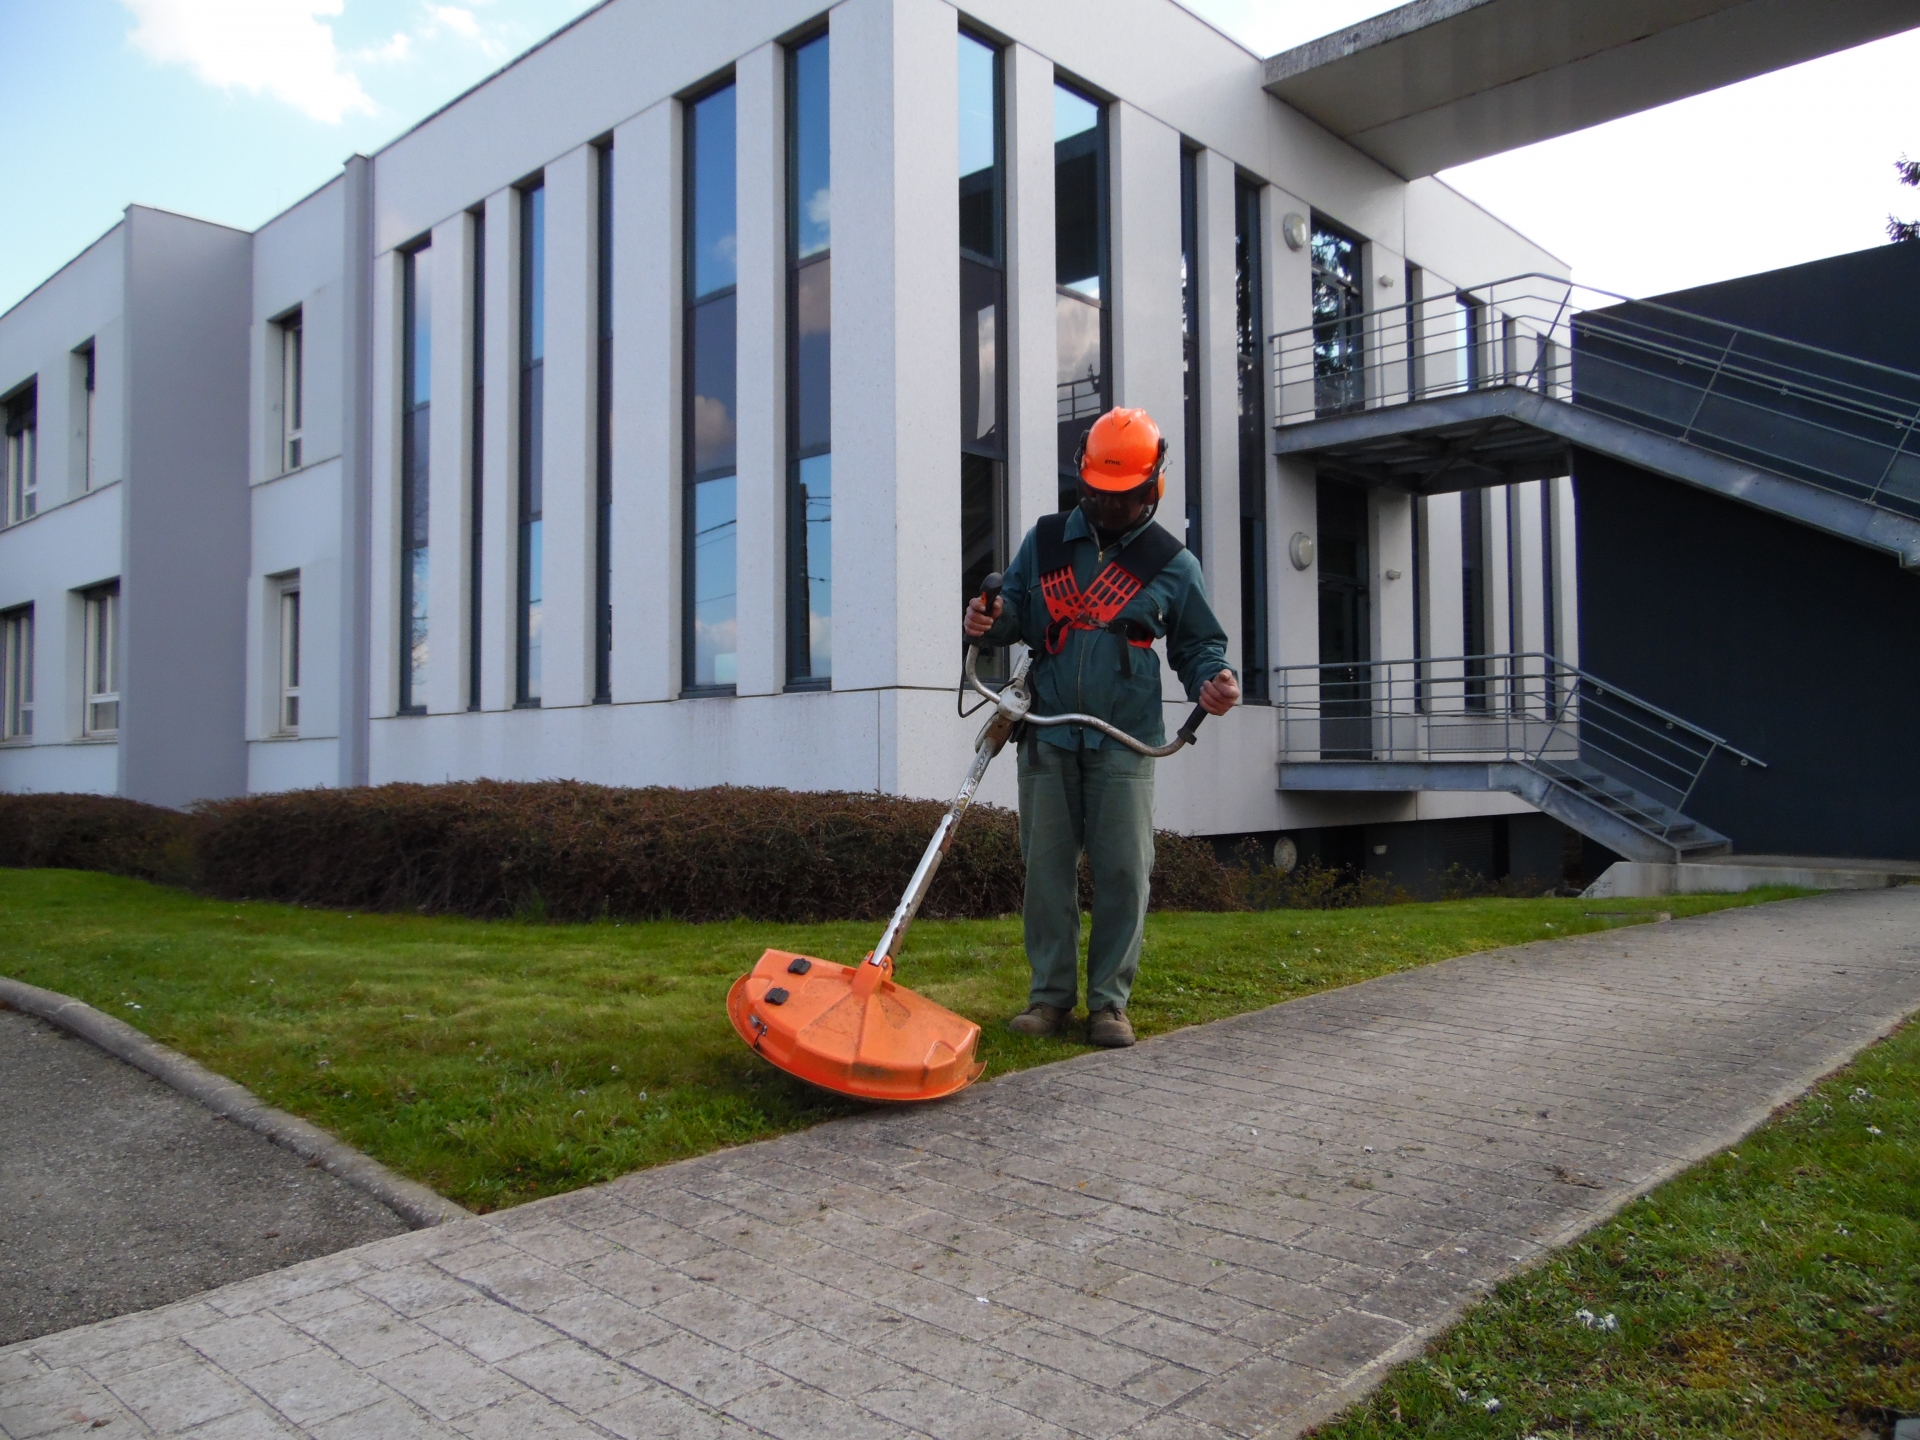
399 240 430 715
1053 75 1110 511
785 30 832 690
1180 144 1202 564
468 206 485 711
1236 175 1268 702
515 179 546 708
682 76 740 696
594 140 615 703
960 27 1009 678
1310 215 1366 416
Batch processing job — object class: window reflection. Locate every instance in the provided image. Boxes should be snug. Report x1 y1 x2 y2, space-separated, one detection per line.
692 475 738 687
401 242 431 711
960 32 1010 679
1054 81 1106 506
787 34 831 685
686 83 738 691
518 184 545 703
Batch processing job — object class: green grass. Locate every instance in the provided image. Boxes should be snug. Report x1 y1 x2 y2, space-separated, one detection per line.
0 869 1798 1213
1309 1021 1920 1440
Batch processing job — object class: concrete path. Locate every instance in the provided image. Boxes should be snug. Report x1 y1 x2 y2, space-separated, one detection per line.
4 888 1917 1440
0 1008 410 1348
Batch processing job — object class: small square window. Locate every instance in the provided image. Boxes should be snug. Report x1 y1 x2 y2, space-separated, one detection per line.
1 606 32 740
83 583 119 736
276 579 301 733
279 312 304 471
4 384 37 526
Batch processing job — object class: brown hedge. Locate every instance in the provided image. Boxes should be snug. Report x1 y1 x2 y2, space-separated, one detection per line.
1 782 1239 921
0 792 197 886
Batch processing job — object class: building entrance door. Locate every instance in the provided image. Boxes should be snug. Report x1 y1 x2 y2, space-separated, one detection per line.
1316 478 1371 759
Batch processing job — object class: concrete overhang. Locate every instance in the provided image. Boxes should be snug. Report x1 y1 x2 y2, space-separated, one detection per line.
1263 0 1920 178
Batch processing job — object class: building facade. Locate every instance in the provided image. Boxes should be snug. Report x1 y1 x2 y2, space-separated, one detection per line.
0 0 1573 862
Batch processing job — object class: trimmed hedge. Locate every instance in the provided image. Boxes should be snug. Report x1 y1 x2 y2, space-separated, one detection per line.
0 782 1239 922
0 792 196 886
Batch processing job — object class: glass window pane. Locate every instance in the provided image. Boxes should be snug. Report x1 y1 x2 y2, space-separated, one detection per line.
1054 85 1097 142
691 86 737 298
407 249 432 408
792 259 830 455
791 37 830 261
524 519 542 697
960 259 1002 450
409 547 430 698
689 293 737 476
691 474 737 687
793 453 831 677
958 35 997 261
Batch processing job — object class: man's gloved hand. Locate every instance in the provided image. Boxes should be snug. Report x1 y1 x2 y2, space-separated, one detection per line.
964 594 1002 639
1199 669 1241 716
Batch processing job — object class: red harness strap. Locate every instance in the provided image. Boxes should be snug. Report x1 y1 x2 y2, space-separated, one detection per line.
1039 564 1154 656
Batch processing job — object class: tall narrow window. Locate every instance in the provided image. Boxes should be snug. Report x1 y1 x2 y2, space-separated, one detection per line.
959 30 1007 668
517 182 546 705
4 385 37 526
469 207 485 710
595 143 614 702
77 343 97 492
1180 146 1201 562
1236 177 1268 701
685 83 738 691
83 583 119 735
400 243 431 712
1412 496 1428 712
787 35 831 686
1054 81 1108 510
277 579 302 734
1310 220 1364 415
1462 487 1488 710
280 312 304 470
1 606 31 740
1540 481 1558 657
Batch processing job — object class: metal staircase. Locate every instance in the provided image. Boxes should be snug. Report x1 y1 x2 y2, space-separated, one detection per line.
1273 655 1764 864
1269 274 1920 568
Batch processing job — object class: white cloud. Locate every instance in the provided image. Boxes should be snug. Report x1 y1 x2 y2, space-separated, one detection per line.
121 0 376 124
425 5 481 40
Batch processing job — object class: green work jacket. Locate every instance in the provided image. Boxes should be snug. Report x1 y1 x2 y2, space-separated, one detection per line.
979 507 1233 751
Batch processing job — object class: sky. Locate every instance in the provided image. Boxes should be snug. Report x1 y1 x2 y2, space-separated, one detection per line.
2 0 1917 314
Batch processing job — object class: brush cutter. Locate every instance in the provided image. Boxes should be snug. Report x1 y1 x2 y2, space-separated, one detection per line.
726 574 1212 1104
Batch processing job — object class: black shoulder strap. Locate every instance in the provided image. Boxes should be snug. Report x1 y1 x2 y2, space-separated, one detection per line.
1110 522 1185 589
1035 511 1071 576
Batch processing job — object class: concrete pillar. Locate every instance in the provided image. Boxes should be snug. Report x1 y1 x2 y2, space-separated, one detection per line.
1109 101 1183 562
1550 474 1578 664
1424 490 1466 708
1366 242 1408 409
1265 182 1316 676
1372 490 1414 664
477 187 518 712
610 101 678 703
1004 42 1056 540
425 210 474 716
733 43 784 699
538 145 597 710
830 0 959 731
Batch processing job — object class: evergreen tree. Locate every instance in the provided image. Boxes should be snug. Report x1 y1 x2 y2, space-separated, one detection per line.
1891 156 1920 243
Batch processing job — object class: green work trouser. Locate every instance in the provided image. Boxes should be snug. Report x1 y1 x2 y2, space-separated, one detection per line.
1016 736 1156 1014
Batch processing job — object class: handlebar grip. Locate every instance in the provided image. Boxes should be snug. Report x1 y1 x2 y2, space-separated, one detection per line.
1176 705 1208 746
980 571 1003 610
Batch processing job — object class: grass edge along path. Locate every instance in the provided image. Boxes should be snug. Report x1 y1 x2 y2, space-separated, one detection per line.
0 869 1801 1214
1305 1018 1920 1440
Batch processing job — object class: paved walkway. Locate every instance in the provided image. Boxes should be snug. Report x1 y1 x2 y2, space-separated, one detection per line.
5 889 1917 1440
0 1008 408 1348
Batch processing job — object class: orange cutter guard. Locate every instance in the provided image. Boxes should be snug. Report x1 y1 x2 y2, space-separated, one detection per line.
727 575 1211 1104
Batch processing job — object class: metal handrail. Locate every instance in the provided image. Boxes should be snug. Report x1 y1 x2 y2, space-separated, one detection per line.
1270 272 1920 519
1273 652 1764 844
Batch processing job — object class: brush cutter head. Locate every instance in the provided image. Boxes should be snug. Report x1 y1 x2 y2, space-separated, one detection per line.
726 948 984 1103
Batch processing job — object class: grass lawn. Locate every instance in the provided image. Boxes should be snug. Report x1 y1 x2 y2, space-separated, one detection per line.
0 869 1798 1213
1307 1018 1920 1440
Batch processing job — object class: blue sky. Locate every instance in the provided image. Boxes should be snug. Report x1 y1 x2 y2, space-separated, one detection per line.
3 1 1917 314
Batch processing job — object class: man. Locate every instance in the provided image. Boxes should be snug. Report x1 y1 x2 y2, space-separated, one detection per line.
965 407 1240 1048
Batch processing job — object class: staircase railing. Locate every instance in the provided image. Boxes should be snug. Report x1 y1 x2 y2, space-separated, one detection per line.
1274 653 1766 843
1270 273 1920 520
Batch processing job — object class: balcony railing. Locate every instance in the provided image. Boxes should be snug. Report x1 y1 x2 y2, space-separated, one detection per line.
1274 652 1764 841
1271 273 1920 520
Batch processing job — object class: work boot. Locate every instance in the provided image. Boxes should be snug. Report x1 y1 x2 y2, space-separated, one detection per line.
1006 1003 1069 1038
1087 1006 1135 1048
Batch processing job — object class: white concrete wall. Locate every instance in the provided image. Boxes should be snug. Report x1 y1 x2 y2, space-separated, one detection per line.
0 226 127 793
248 178 349 791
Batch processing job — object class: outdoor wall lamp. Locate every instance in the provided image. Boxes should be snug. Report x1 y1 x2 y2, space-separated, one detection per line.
1281 213 1308 251
1288 532 1315 570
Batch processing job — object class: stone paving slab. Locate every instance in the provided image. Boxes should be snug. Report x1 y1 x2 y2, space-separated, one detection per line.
4 888 1917 1440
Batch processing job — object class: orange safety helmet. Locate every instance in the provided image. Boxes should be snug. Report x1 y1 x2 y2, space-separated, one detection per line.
1076 408 1168 498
